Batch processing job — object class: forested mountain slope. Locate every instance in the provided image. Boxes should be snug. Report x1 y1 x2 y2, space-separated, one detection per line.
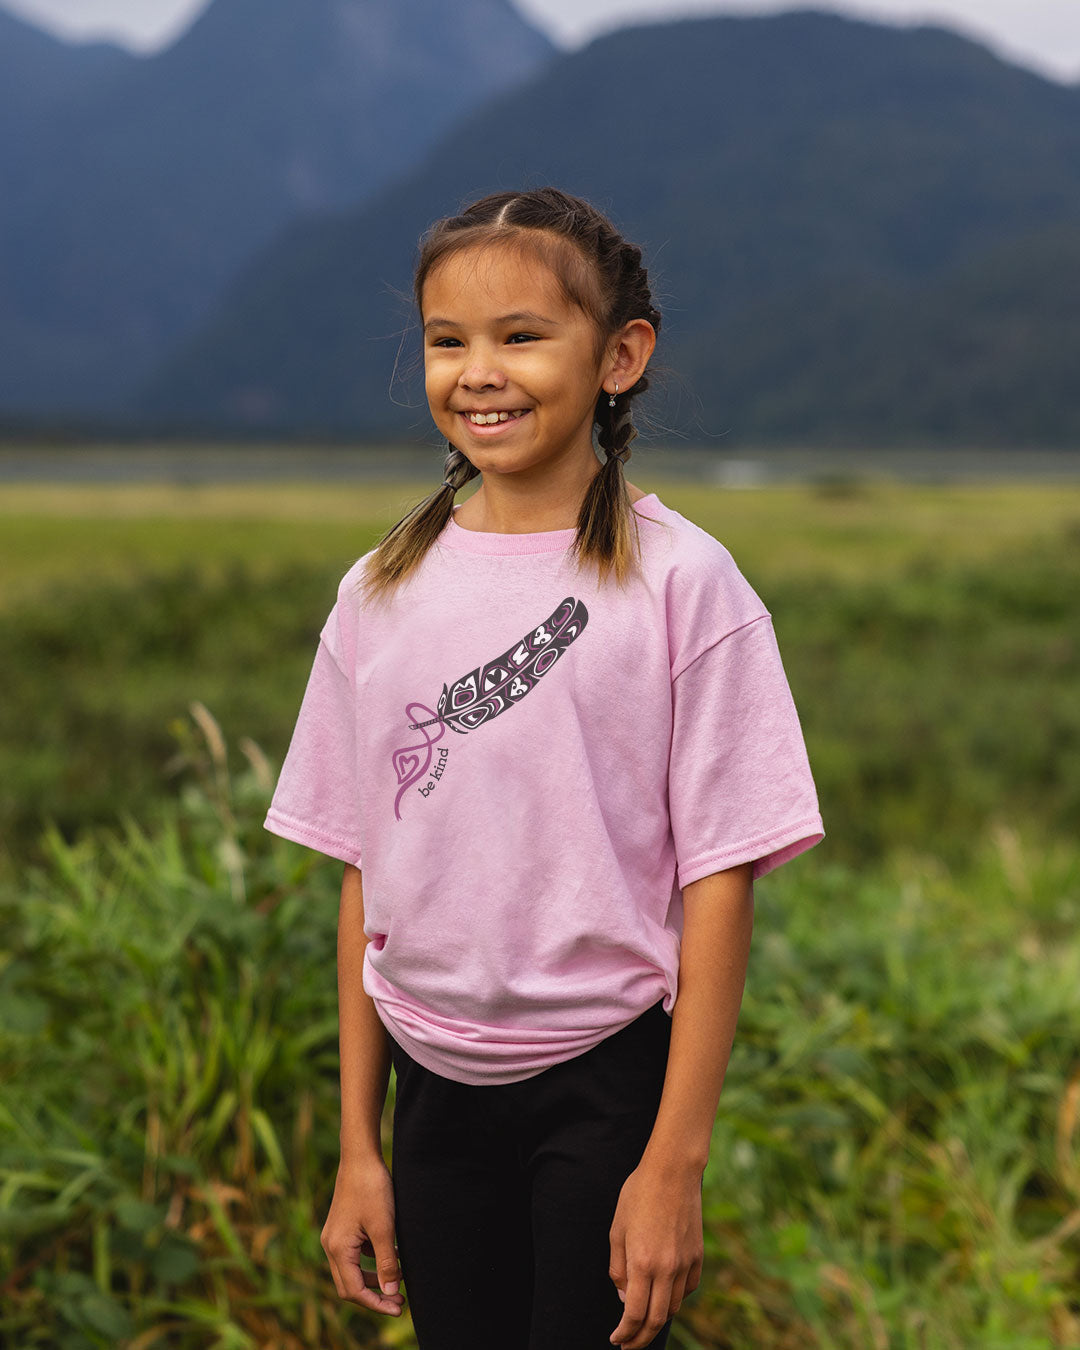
0 0 554 415
139 11 1080 447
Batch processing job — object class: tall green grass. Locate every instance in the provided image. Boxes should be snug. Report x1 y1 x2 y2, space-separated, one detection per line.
2 480 1078 1345
3 521 1077 871
2 713 1078 1347
0 714 380 1349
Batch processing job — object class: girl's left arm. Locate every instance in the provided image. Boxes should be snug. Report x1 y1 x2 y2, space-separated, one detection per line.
608 860 754 1349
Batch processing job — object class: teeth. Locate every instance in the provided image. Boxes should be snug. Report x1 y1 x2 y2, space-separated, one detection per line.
467 410 526 424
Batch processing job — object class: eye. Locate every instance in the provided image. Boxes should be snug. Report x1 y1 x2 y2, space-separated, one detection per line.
507 332 539 344
430 336 462 348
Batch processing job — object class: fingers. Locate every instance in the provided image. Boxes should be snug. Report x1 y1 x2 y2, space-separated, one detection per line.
373 1226 404 1300
609 1266 684 1348
320 1160 406 1317
322 1226 405 1317
608 1268 647 1346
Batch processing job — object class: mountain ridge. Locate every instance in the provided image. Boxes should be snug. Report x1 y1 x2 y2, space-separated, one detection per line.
0 6 132 117
136 10 1080 447
0 0 555 414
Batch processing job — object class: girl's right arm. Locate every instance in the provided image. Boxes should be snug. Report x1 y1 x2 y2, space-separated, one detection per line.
320 862 405 1317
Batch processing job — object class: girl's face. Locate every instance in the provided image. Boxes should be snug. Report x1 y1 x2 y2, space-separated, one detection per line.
421 244 611 485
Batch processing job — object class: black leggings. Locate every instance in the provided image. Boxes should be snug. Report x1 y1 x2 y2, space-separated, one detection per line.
387 999 676 1350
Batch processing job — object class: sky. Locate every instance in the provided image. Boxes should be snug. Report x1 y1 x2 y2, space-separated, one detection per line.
4 0 1079 83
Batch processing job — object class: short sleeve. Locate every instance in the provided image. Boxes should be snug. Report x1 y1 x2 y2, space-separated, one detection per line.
669 615 824 886
263 611 364 867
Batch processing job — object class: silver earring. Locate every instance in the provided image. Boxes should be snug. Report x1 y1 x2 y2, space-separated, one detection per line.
609 382 618 409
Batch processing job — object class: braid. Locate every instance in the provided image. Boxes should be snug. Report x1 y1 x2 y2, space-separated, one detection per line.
441 443 480 493
594 240 661 466
596 390 637 462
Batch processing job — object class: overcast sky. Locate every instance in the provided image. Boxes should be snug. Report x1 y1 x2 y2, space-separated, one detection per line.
5 0 1079 82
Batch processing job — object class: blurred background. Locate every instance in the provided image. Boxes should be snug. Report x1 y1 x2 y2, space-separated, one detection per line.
1 2 1079 1347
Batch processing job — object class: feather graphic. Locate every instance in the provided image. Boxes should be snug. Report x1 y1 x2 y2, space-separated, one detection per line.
437 596 588 733
392 597 588 818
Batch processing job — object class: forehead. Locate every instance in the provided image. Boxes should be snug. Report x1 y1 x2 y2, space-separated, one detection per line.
421 243 575 320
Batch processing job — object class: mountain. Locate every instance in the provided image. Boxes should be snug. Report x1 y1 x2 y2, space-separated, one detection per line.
137 10 1080 448
0 7 131 190
0 0 554 416
0 7 131 118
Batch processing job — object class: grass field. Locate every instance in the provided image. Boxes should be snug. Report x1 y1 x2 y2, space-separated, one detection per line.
3 478 1080 604
3 476 1078 867
2 475 1078 1348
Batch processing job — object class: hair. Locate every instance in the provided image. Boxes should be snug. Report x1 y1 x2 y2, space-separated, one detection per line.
358 187 663 606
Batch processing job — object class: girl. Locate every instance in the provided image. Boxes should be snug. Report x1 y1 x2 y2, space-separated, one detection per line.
264 187 823 1350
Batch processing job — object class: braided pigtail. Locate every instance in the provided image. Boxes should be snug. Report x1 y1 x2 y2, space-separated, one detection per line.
357 443 479 608
575 240 663 584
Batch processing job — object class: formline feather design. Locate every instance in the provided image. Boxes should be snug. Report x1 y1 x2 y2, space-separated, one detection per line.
438 596 589 733
391 597 589 818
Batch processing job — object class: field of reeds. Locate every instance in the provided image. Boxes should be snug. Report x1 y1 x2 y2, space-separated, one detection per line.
2 473 1079 1347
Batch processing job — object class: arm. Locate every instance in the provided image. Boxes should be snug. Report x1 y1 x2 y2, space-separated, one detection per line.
320 862 405 1317
609 861 754 1348
337 862 392 1167
642 860 754 1175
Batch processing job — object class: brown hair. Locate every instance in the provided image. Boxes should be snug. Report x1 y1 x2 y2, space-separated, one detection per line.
358 187 662 606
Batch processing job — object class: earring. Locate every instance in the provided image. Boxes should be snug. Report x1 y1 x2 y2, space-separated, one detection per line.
609 382 619 409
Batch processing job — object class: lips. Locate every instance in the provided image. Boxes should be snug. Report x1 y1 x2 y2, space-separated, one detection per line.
460 409 529 425
455 409 532 436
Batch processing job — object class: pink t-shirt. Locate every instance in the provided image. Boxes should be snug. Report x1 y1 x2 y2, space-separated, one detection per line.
264 492 823 1084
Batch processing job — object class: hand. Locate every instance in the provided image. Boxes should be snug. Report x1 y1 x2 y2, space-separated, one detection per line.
608 1158 703 1348
321 1156 405 1317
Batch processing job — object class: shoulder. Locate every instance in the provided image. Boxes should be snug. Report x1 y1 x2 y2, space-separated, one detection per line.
636 495 762 599
636 495 770 673
313 547 383 671
336 549 378 603
327 534 449 639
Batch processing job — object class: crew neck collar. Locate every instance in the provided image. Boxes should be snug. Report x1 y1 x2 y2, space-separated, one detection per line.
440 494 660 556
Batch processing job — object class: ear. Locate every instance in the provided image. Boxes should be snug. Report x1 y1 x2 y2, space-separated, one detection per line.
603 319 657 398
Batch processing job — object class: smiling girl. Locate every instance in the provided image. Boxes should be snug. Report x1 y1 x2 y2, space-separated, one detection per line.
264 187 823 1349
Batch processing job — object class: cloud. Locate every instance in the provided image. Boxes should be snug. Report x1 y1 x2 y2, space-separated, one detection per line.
6 0 1078 80
1 0 208 50
517 0 1080 81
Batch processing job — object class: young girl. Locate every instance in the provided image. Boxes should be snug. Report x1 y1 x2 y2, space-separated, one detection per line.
264 187 823 1350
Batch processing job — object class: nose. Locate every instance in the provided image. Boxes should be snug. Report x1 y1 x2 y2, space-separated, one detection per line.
458 357 507 392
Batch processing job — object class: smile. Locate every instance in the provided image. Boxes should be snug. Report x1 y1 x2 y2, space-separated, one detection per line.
459 407 531 434
463 410 529 425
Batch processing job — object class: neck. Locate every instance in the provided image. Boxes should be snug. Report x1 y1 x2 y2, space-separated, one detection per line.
455 461 609 534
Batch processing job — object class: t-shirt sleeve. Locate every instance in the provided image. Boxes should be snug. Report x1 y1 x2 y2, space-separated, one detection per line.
668 615 824 886
263 604 364 867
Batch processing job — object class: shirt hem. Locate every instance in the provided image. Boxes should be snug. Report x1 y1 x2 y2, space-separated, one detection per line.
374 991 673 1086
263 808 362 867
677 815 825 888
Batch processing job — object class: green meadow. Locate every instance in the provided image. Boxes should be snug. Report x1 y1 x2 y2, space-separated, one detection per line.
2 474 1079 1347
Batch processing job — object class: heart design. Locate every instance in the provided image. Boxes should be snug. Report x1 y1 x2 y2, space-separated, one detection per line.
393 751 421 784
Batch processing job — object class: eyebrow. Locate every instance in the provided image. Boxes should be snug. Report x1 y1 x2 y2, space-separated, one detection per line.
423 311 561 334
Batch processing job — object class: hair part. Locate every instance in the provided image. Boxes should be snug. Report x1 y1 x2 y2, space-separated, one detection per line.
358 187 663 608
